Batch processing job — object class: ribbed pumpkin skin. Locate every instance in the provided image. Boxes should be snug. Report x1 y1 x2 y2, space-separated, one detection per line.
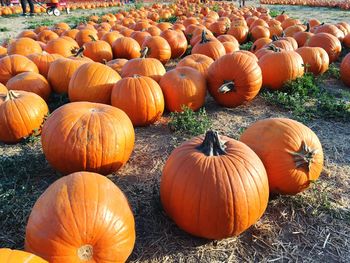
176 54 214 78
69 62 121 104
296 47 329 75
27 53 63 78
240 118 324 195
0 248 47 263
160 29 188 59
6 72 51 101
25 172 135 263
159 67 206 112
121 57 166 82
161 134 269 239
207 53 262 107
306 33 342 63
142 36 172 64
48 58 88 94
7 37 42 56
83 40 113 63
107 58 128 74
41 102 134 174
0 91 49 144
258 51 304 90
111 76 164 126
0 55 39 84
44 38 79 58
112 37 141 60
0 83 8 94
75 29 98 47
340 53 350 87
191 38 226 60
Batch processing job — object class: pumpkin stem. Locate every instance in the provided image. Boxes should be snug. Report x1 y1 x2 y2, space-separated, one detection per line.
267 44 281 52
305 22 310 32
102 59 107 65
281 31 286 37
88 34 97 42
196 130 227 156
218 81 235 94
140 47 149 58
4 90 20 101
73 46 86 57
200 30 210 44
77 245 93 261
286 141 318 172
281 10 285 15
272 34 279 41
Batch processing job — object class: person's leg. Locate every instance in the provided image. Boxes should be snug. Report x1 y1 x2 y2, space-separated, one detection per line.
27 0 34 14
20 0 27 14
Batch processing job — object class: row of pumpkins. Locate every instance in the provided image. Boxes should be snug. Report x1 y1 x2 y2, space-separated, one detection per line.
260 0 350 10
0 0 121 16
0 1 341 262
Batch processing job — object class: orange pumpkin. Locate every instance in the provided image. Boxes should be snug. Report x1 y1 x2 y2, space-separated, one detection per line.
41 102 134 174
227 25 248 44
161 130 269 239
7 37 42 56
176 54 214 78
112 37 141 59
27 52 63 77
69 62 121 104
25 172 135 262
306 33 342 63
207 52 262 107
159 66 206 112
340 53 350 88
101 31 123 46
240 118 324 195
0 90 48 143
0 248 47 262
83 39 113 62
141 36 172 64
111 75 164 126
191 31 225 60
0 83 7 94
296 47 329 75
45 37 79 57
160 29 188 59
6 72 51 101
106 58 128 74
75 29 98 47
37 30 59 44
0 54 39 84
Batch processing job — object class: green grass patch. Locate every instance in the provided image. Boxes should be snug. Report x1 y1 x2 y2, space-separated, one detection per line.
0 27 10 32
240 41 253 51
64 16 88 28
26 19 56 29
158 16 177 24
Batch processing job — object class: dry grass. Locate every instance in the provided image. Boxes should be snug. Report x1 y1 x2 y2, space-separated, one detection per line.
1 2 350 262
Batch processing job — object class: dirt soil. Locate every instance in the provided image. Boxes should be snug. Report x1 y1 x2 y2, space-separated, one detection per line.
0 2 349 263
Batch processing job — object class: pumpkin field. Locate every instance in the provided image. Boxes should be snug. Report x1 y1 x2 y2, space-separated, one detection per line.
0 0 349 262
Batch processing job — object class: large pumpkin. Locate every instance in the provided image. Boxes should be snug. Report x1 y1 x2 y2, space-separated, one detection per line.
75 29 99 47
0 54 39 84
45 37 80 57
6 72 51 101
160 29 188 59
112 37 141 60
191 30 226 60
69 62 121 104
27 52 63 78
296 47 329 75
0 90 49 144
7 37 42 56
0 248 47 262
159 66 206 112
240 118 324 195
48 58 88 94
25 172 135 263
340 53 350 88
306 33 342 63
111 75 164 126
141 36 172 64
41 102 134 174
176 54 214 78
258 50 304 90
83 39 113 63
161 130 269 239
207 52 262 107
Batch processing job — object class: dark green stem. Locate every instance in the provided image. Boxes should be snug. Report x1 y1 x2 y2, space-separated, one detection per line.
196 130 227 156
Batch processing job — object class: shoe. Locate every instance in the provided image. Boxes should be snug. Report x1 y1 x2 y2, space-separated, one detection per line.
29 13 35 16
20 13 27 16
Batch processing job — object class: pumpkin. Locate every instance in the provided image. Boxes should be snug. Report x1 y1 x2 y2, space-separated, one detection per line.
294 23 314 47
191 31 225 60
6 72 51 101
258 50 304 90
83 38 113 63
27 52 63 78
101 31 123 46
0 83 7 94
25 172 135 262
45 37 80 57
0 46 7 58
75 29 98 47
207 52 262 107
240 118 324 195
340 53 350 88
160 29 188 59
314 24 345 41
0 54 39 85
250 25 270 41
251 37 272 53
106 58 128 74
112 37 141 59
111 75 164 126
141 36 171 64
37 30 59 44
344 33 350 48
161 130 269 239
16 30 38 40
296 47 329 75
121 54 166 82
159 66 206 112
41 102 134 174
227 25 248 44
48 58 88 94
0 90 48 144
130 31 152 46
176 54 214 78
7 37 42 56
69 62 121 104
0 248 47 262
62 29 79 39
306 33 342 63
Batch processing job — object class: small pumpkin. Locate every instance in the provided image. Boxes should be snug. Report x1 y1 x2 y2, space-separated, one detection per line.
0 248 47 263
6 72 51 101
25 172 135 262
176 54 214 78
340 53 350 88
240 118 324 195
83 38 113 63
75 29 98 47
41 102 134 174
159 66 206 112
69 62 121 104
191 30 225 60
161 130 269 239
111 75 164 126
0 90 48 144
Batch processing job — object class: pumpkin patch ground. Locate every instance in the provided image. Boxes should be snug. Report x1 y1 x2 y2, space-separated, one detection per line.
0 1 349 262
